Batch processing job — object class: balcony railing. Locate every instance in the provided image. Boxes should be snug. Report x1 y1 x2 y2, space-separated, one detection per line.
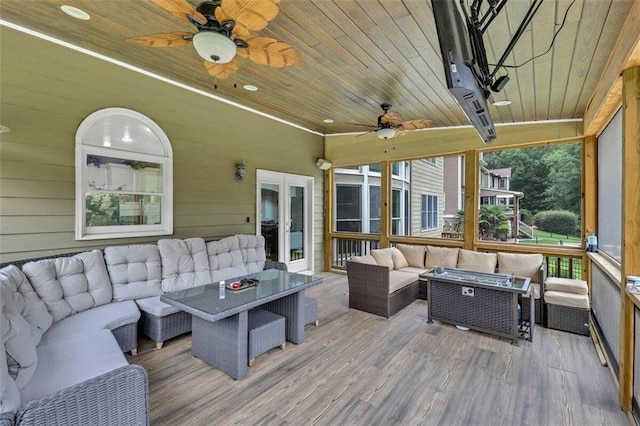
544 255 582 280
331 235 381 271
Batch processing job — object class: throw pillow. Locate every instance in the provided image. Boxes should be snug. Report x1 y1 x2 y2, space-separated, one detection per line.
370 248 394 269
391 247 409 269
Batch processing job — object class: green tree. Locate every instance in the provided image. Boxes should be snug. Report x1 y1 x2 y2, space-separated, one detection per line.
542 143 582 216
479 205 508 240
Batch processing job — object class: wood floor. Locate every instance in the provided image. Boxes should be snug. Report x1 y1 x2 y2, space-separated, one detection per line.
128 272 629 426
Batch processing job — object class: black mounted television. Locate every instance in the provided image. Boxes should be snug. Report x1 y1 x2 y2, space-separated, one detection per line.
432 0 496 144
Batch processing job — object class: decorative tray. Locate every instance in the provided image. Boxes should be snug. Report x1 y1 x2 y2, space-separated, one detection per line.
226 278 259 291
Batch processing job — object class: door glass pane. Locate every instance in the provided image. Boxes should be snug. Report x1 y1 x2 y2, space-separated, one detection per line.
261 183 279 261
290 185 304 261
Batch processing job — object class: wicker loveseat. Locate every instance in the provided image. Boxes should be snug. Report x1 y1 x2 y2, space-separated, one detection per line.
346 245 545 321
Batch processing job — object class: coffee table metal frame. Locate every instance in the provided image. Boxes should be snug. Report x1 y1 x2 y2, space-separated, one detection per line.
421 268 533 345
161 270 322 379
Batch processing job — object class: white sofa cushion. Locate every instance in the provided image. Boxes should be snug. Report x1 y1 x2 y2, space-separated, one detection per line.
425 246 459 268
40 301 140 344
349 255 377 265
389 271 418 293
22 250 113 322
0 335 21 414
371 248 394 269
545 277 588 295
20 329 128 406
0 295 37 390
497 252 543 280
158 238 211 292
396 244 426 268
457 249 497 273
544 290 590 309
397 266 429 275
105 244 163 301
207 236 248 282
0 265 52 344
135 296 181 317
237 234 266 273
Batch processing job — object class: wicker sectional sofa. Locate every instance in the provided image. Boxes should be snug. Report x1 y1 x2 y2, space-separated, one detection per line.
346 245 545 321
0 234 286 426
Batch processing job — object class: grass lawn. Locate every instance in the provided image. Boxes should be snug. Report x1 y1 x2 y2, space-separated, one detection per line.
519 228 582 246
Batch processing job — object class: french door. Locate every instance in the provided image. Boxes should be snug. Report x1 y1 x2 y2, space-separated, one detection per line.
257 170 313 272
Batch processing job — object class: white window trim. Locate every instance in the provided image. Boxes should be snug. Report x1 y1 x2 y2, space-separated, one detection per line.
421 193 439 231
75 108 173 240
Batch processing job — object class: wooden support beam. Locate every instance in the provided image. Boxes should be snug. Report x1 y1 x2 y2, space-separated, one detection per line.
380 161 391 248
463 151 479 251
584 1 640 136
324 169 333 271
619 66 640 412
583 135 597 286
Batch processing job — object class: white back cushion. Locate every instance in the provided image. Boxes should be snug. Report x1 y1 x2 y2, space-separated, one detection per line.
0 294 37 390
158 238 210 292
207 236 248 282
104 245 163 301
0 265 52 345
22 250 113 322
237 234 266 273
0 331 21 413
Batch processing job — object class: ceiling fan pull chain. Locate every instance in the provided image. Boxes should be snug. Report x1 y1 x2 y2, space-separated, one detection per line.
214 75 218 90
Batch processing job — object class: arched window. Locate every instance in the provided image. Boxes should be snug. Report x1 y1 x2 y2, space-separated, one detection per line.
75 107 173 240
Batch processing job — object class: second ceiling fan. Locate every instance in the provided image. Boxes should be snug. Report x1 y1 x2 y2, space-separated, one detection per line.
349 103 434 139
125 0 300 79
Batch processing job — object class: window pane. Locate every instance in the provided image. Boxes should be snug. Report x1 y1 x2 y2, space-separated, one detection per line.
480 142 583 245
86 193 161 226
369 186 381 234
336 185 361 232
369 164 381 173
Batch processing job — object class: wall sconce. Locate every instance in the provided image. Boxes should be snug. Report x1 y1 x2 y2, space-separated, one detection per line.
235 160 246 182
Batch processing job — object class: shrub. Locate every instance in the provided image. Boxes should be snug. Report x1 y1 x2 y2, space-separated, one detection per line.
520 208 533 225
533 210 578 235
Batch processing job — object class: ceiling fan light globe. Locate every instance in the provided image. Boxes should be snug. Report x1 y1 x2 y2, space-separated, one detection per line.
192 32 237 64
376 128 396 140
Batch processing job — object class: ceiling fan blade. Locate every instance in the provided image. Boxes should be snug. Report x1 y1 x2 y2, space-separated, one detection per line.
345 122 378 128
125 32 193 47
399 119 435 131
203 59 238 79
237 36 300 67
217 0 281 36
381 111 404 126
151 0 207 25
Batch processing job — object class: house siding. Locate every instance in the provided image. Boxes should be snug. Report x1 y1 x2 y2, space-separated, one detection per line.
410 159 443 238
0 27 325 271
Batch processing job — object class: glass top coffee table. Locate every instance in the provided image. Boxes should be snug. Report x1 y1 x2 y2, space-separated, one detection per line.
161 269 323 379
421 267 533 345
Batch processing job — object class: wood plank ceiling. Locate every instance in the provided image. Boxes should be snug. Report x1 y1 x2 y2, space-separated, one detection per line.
0 0 633 135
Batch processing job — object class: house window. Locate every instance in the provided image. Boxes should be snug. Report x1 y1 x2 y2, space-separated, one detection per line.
424 158 438 165
421 194 439 229
369 185 381 233
335 184 362 232
75 108 173 240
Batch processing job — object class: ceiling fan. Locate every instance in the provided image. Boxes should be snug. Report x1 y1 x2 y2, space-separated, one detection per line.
125 0 300 79
348 103 434 140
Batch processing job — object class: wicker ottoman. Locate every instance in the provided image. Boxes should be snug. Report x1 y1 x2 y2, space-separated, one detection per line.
305 297 319 326
544 278 590 335
248 309 286 367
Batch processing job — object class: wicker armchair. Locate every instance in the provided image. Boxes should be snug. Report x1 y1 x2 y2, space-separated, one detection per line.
15 365 149 426
346 261 419 318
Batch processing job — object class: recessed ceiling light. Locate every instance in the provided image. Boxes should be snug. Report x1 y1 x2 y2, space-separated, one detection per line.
492 100 512 106
243 84 258 92
323 119 334 123
0 125 10 133
60 5 91 20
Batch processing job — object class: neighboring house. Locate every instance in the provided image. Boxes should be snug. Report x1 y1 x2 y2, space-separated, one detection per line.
442 154 524 239
333 158 445 238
